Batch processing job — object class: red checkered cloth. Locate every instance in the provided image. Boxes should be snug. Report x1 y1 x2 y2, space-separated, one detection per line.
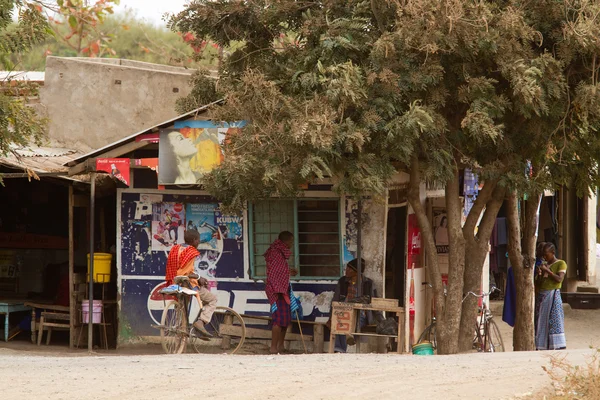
165 244 199 286
272 295 291 327
264 239 292 306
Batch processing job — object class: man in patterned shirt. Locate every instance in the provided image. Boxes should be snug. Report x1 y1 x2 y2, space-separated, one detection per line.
264 231 297 354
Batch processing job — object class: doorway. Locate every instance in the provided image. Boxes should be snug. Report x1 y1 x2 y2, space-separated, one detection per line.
385 206 407 306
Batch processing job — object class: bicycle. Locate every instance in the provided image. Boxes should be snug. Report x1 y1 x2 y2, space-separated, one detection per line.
417 286 505 353
465 287 505 353
154 275 247 355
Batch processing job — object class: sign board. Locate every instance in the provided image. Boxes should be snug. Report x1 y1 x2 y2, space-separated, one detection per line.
330 302 356 335
158 120 245 185
96 158 130 186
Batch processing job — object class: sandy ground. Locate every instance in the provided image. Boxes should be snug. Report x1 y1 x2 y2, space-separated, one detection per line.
490 301 600 351
0 305 598 400
0 346 595 400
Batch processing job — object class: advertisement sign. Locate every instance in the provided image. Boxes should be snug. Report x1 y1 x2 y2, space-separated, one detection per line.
407 214 421 269
151 202 185 251
96 158 130 186
433 208 449 254
158 121 244 185
119 192 338 338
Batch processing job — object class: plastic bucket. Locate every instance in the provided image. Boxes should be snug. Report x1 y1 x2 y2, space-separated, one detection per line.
87 253 112 283
82 300 103 324
412 342 434 356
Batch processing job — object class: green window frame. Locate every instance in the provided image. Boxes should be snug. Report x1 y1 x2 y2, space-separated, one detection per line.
249 198 343 279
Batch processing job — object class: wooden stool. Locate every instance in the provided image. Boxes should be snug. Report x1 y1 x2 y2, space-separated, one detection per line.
37 311 70 346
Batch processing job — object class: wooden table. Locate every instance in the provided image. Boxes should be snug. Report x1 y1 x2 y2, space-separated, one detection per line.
0 301 31 342
24 302 70 345
328 301 405 354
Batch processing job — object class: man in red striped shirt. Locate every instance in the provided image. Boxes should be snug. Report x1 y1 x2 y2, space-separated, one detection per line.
265 231 297 354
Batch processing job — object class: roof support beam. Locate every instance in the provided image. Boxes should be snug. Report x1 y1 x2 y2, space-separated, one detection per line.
0 171 69 179
68 140 149 176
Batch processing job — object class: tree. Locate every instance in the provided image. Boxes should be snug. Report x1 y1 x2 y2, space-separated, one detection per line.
0 1 48 161
42 0 120 57
170 0 600 354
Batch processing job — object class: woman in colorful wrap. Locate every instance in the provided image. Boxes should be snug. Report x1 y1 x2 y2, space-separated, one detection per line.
264 231 298 354
535 243 567 350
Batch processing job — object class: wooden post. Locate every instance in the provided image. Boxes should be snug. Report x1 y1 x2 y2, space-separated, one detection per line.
313 324 324 353
68 185 75 349
396 310 404 354
30 308 36 344
357 200 363 297
100 206 106 253
222 313 233 350
88 173 96 352
328 329 335 353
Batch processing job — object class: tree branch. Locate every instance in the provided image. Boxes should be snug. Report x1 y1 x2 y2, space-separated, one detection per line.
463 178 498 240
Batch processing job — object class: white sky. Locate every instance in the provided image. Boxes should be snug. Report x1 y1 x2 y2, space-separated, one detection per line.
114 0 189 25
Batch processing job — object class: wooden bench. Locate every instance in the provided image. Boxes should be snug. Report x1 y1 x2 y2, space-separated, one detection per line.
37 311 70 346
239 314 326 353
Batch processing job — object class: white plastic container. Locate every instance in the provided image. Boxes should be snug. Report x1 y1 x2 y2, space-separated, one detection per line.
82 300 103 324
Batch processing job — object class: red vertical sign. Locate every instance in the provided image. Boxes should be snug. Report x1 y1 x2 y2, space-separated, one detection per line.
407 214 421 347
408 214 421 268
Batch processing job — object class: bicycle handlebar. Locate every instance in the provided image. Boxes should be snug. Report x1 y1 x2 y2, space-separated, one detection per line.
462 286 500 303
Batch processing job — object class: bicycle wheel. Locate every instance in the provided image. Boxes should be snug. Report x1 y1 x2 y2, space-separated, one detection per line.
417 322 437 350
484 318 505 352
160 300 186 354
190 306 246 355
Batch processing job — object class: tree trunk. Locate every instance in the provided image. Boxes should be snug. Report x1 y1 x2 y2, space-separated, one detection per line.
436 167 464 355
406 157 447 352
458 184 506 352
507 191 539 351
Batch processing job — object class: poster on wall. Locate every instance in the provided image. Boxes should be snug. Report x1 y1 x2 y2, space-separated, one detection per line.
433 208 449 254
151 203 185 251
343 199 371 264
96 158 130 186
407 214 421 269
186 203 238 291
158 121 245 185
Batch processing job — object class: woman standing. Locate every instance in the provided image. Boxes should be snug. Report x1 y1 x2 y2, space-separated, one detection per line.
535 243 567 350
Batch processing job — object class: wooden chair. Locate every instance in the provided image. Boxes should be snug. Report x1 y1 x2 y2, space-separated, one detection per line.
37 311 70 346
34 273 86 346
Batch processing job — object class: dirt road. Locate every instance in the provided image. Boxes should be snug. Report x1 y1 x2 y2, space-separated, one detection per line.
0 346 594 400
1 304 598 399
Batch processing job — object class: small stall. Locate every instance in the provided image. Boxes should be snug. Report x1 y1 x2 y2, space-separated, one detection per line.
0 148 118 349
66 106 409 353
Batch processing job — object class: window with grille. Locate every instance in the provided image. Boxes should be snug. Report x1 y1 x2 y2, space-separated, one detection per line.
249 199 342 279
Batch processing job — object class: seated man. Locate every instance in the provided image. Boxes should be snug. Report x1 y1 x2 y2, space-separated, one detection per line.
165 229 217 337
327 258 383 353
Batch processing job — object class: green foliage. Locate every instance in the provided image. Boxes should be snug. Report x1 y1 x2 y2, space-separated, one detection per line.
1 1 49 70
0 1 48 161
175 69 220 114
170 0 600 210
11 11 222 71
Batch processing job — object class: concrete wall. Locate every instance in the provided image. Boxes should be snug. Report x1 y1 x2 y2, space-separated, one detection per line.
40 57 194 151
357 199 387 294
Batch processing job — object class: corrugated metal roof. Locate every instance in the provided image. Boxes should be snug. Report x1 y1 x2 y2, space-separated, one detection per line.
0 145 85 181
0 71 45 82
11 144 76 158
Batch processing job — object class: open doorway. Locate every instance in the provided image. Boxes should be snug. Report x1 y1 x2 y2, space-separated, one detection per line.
385 206 407 306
